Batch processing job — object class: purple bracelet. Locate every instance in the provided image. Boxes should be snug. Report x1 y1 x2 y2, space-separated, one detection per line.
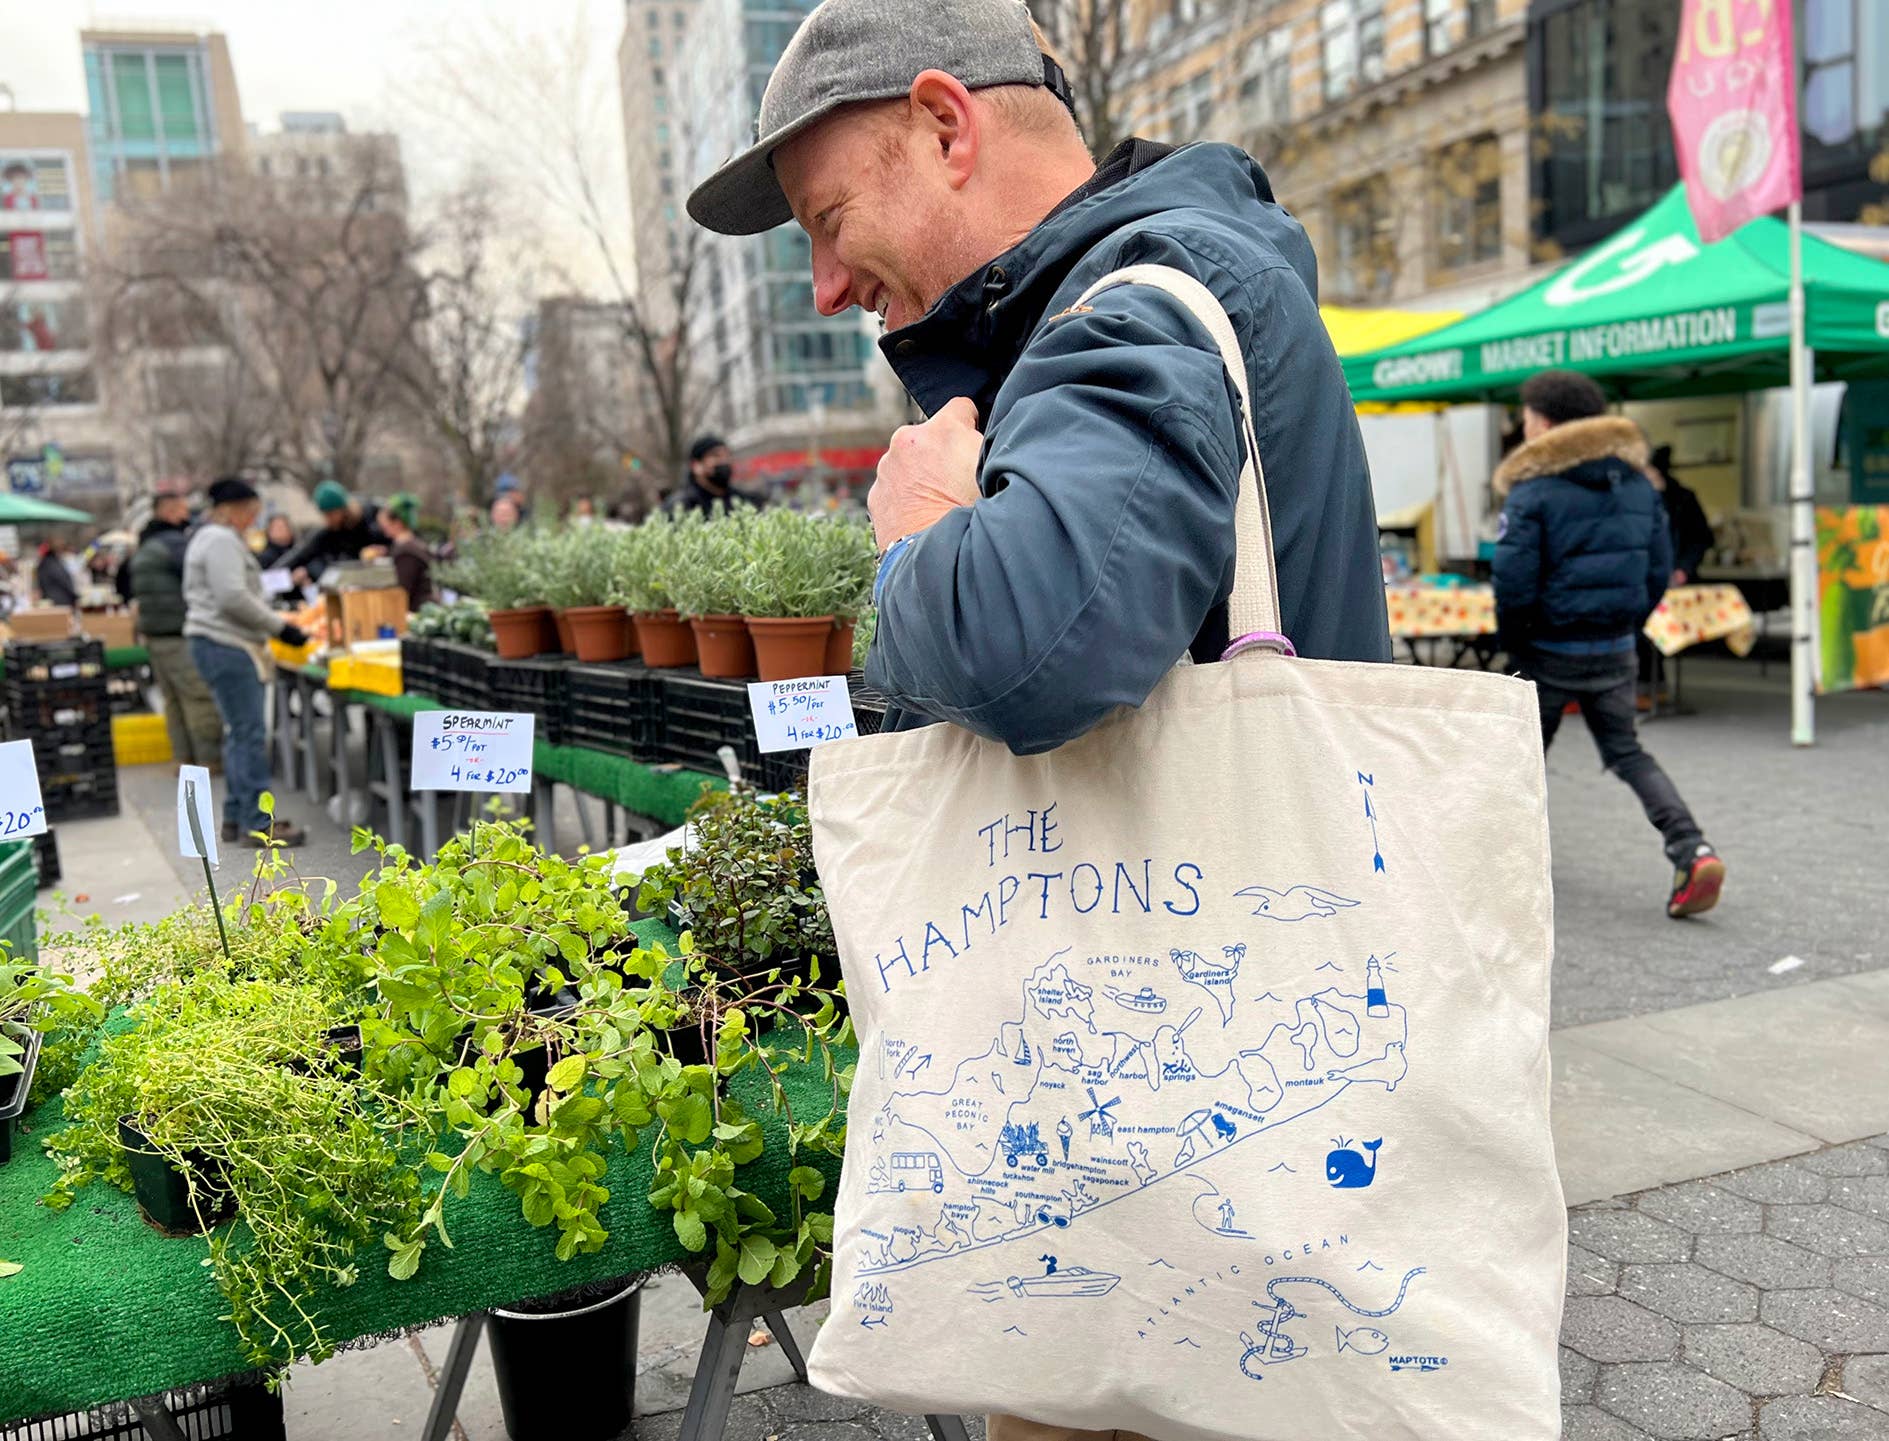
1221 629 1297 661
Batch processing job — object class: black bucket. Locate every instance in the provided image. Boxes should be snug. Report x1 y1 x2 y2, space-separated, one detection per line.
488 1282 641 1441
118 1115 234 1235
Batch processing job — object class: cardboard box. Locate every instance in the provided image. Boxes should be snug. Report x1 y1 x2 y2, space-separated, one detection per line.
79 610 137 648
324 585 408 650
7 608 74 642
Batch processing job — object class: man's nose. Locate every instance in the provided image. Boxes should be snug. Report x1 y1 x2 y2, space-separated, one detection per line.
811 246 853 317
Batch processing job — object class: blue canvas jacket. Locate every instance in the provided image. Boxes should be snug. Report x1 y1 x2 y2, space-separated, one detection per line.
865 140 1390 755
1492 415 1673 655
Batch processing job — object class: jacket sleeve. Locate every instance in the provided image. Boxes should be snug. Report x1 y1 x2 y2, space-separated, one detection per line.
1492 488 1545 651
865 283 1245 755
1646 499 1675 618
204 534 289 641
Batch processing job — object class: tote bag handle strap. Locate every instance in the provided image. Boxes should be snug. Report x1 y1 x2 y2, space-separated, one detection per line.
1073 264 1291 657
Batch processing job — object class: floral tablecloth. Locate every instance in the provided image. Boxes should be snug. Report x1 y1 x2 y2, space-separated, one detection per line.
1385 582 1497 640
1643 583 1756 658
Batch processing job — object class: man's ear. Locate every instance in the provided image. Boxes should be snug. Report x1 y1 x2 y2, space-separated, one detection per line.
907 70 978 190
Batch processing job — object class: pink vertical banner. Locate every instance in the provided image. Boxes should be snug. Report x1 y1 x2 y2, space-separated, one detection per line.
1667 0 1802 243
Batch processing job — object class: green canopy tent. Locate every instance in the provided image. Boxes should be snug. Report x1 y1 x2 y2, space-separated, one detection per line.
1344 186 1889 407
0 494 94 524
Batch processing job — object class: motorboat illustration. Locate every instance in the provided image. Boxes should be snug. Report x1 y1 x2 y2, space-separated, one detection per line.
1102 984 1168 1014
1005 1266 1121 1299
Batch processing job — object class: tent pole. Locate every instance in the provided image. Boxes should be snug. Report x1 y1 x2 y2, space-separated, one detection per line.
1787 199 1815 746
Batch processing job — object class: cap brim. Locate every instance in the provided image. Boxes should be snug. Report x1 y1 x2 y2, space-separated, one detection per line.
686 99 849 236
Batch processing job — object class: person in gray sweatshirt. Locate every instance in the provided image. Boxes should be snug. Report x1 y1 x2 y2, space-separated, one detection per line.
183 477 312 847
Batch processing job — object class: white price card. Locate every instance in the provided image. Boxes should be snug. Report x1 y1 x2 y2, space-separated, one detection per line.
0 741 46 840
747 676 859 754
411 711 535 793
177 764 219 867
259 567 295 596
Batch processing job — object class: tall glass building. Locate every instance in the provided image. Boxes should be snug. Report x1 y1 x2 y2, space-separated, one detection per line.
81 30 245 203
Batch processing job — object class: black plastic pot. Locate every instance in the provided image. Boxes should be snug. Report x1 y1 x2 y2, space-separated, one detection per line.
501 989 579 1115
488 1282 642 1441
118 1115 234 1235
325 1023 364 1076
0 1024 41 1166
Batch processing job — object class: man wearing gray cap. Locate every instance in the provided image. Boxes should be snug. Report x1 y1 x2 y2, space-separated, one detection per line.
691 0 1386 759
690 3 1384 1434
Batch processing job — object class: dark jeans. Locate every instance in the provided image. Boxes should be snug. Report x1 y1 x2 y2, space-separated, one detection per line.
1524 648 1704 866
189 637 270 830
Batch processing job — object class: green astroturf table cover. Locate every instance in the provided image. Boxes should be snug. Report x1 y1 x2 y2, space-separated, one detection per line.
0 917 851 1424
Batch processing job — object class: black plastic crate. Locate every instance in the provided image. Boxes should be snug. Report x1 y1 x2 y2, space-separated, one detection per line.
484 656 567 745
562 661 663 759
42 771 119 821
653 671 760 781
849 675 890 736
105 664 151 716
32 729 117 783
430 642 493 709
1 1375 286 1440
31 829 58 889
3 638 105 685
6 687 112 737
399 636 443 701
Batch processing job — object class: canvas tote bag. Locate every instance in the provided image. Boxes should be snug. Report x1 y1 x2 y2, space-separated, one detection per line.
805 264 1564 1441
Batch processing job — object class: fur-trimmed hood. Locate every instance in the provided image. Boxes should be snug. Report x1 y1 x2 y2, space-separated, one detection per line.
1493 416 1650 496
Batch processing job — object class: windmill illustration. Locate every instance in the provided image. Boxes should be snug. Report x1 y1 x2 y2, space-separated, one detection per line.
1077 1085 1122 1139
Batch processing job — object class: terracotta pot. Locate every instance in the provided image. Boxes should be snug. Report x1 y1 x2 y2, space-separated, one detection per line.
634 610 697 668
689 615 755 679
566 605 635 663
490 605 553 659
553 609 576 654
825 619 856 675
747 615 836 682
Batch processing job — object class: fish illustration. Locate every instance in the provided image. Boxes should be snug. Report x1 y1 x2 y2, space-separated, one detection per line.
1234 884 1361 921
1337 1326 1390 1356
1326 1138 1383 1189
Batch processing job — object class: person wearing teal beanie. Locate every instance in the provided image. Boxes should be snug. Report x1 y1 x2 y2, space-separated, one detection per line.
280 479 390 585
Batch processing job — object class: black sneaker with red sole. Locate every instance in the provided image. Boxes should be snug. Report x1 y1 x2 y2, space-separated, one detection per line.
1667 844 1726 919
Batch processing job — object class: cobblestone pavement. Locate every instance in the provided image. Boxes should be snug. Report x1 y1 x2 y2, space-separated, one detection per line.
624 1138 1889 1441
1561 1136 1889 1440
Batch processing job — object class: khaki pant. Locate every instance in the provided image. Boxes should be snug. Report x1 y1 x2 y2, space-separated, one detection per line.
987 1419 1154 1441
145 634 224 768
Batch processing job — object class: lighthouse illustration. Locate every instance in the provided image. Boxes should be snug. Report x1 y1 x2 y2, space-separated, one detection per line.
1365 957 1390 1018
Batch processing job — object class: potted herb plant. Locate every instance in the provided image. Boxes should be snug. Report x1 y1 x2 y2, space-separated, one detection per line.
821 520 878 674
443 529 555 659
668 512 757 678
618 513 699 667
558 526 637 663
736 511 846 681
0 956 100 1165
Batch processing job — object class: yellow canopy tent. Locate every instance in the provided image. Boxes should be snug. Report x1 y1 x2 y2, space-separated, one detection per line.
1321 306 1464 415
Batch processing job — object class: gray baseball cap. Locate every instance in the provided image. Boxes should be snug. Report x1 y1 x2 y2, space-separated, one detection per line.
686 0 1074 237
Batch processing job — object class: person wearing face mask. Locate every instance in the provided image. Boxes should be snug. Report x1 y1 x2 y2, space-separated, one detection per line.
666 436 761 516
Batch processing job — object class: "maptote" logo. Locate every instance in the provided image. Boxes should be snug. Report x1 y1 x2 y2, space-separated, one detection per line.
1388 1354 1449 1373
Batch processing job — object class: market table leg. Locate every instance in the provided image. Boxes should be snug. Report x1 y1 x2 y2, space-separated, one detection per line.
762 1307 808 1381
327 693 351 815
128 1396 189 1441
928 1418 974 1441
366 710 407 850
271 678 303 793
676 1305 750 1441
299 675 324 807
532 779 558 853
420 1312 486 1441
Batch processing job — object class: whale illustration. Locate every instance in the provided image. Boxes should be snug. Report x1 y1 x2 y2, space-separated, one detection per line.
1326 1138 1383 1189
1234 884 1361 921
1337 1325 1390 1355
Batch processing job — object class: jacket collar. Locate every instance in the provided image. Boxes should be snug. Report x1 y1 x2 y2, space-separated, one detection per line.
1494 416 1650 496
879 139 1192 421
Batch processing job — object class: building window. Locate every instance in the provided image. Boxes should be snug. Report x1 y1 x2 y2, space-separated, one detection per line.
153 54 200 142
1322 0 1386 102
1531 0 1679 250
1184 71 1216 135
111 54 158 141
673 7 686 24
0 369 98 408
647 7 660 25
652 65 665 86
1239 30 1293 129
2 298 88 353
1331 176 1396 301
1803 0 1859 147
1433 134 1504 271
656 123 670 144
1467 0 1497 35
648 35 663 58
0 230 80 282
659 148 672 170
660 177 674 197
655 94 668 116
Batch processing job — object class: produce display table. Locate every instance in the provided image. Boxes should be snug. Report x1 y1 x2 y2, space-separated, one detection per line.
0 920 852 1428
272 667 720 849
1385 580 1499 668
1642 583 1758 658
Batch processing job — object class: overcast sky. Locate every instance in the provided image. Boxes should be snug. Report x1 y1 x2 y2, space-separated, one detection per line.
2 0 634 293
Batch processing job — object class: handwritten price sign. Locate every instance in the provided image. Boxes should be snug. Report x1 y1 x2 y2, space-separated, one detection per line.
747 676 860 755
0 741 47 839
410 711 536 793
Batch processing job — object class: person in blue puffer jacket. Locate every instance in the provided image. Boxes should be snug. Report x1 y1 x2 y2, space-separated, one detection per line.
1493 369 1725 919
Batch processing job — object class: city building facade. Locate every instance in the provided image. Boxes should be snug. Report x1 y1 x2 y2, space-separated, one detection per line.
638 0 903 497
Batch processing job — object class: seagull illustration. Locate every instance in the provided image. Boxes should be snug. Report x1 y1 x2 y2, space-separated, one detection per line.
1234 884 1361 921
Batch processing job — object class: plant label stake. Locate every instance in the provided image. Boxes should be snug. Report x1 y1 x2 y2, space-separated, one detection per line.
178 769 230 960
